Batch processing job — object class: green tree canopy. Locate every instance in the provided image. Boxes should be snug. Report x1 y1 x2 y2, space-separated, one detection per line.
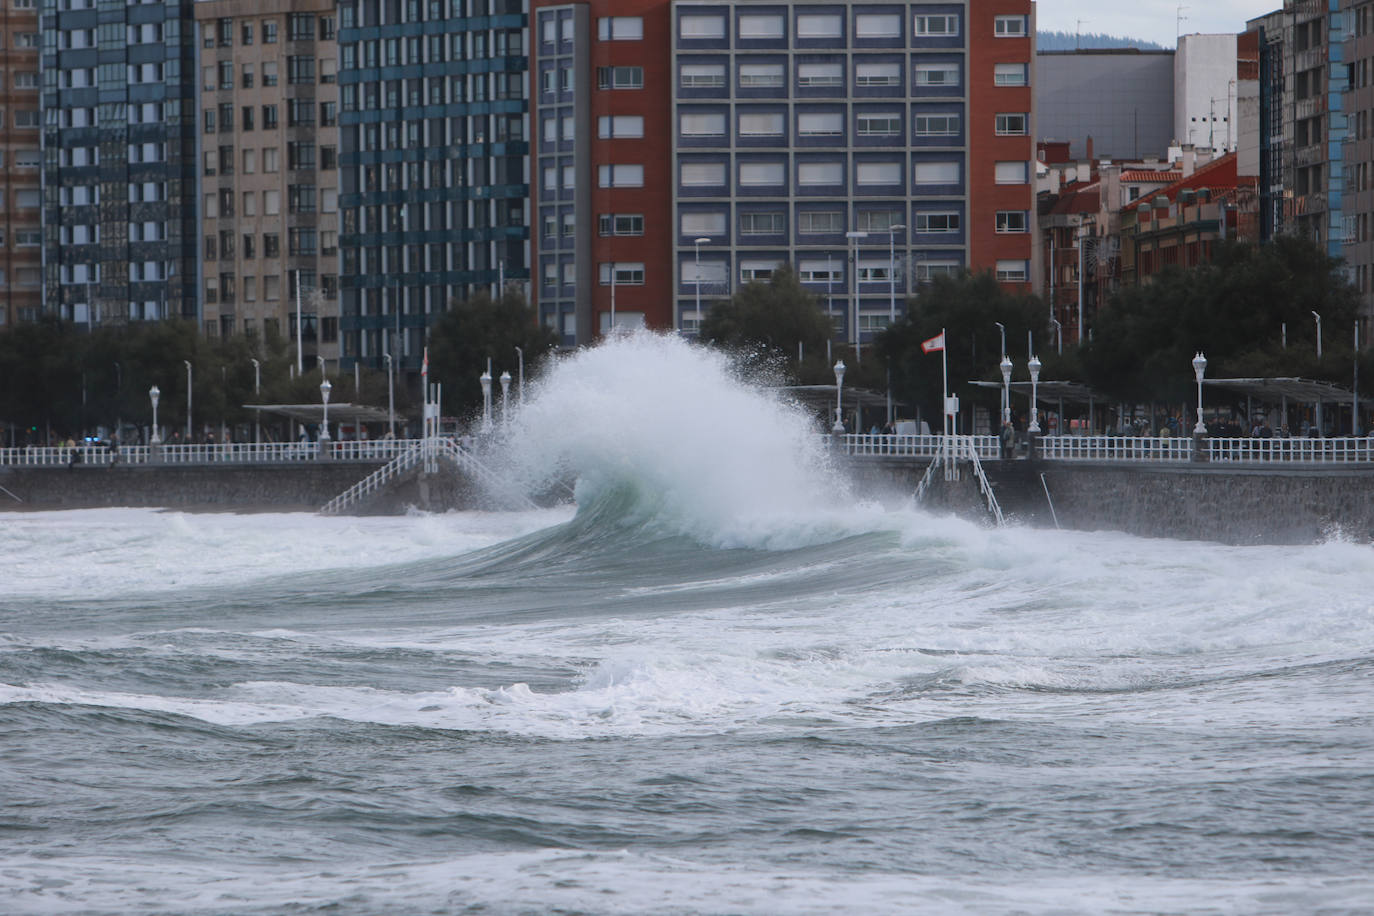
1082 236 1362 403
875 270 1049 424
426 289 558 418
698 264 836 382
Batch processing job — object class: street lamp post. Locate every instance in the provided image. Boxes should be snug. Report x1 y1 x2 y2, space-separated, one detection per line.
249 358 261 443
499 371 511 429
845 231 868 362
383 353 395 438
479 368 492 433
1312 310 1323 359
832 360 846 435
514 346 524 408
694 237 710 328
886 224 905 324
1000 356 1013 426
149 385 161 445
319 378 332 454
994 321 1006 420
1192 352 1208 435
1051 318 1063 355
1027 355 1042 434
183 360 192 442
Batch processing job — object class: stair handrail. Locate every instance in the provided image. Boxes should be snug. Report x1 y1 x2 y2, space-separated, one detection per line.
960 435 1006 527
320 442 425 515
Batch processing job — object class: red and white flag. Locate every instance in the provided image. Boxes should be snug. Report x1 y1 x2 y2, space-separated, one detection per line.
421 347 429 379
921 332 945 354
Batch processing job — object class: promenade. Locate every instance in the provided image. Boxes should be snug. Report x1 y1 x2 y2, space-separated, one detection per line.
6 434 1374 468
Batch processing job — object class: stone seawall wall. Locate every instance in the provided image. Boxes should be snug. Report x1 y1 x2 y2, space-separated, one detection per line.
851 459 1374 545
0 463 387 512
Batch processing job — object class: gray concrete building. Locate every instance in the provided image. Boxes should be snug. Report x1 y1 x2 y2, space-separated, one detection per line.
1035 49 1175 160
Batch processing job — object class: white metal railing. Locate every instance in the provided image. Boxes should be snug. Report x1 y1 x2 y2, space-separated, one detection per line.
320 442 426 515
0 438 424 467
837 433 999 460
1037 436 1194 463
955 436 1005 526
1204 436 1374 463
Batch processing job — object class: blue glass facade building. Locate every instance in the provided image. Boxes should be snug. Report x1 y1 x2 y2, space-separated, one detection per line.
336 0 529 373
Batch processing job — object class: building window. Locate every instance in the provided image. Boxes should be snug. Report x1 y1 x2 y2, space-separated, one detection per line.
797 161 844 185
996 259 1028 282
914 114 960 136
599 66 644 89
798 62 845 87
738 112 785 136
855 62 899 87
914 162 960 185
798 211 843 233
738 13 785 39
599 262 645 284
739 62 785 88
856 162 901 185
857 113 901 136
598 214 645 236
680 161 726 186
996 211 1028 233
799 259 842 282
679 63 725 88
680 112 726 137
598 16 643 40
994 63 1028 87
739 212 785 235
796 13 842 38
599 115 645 138
915 14 959 36
680 14 726 39
681 211 727 236
995 113 1028 135
739 161 785 186
915 63 959 87
857 210 902 232
598 164 644 187
994 160 1028 184
994 16 1027 37
798 112 844 136
263 20 278 43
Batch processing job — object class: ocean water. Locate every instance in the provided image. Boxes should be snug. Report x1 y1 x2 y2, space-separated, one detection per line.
3 335 1374 915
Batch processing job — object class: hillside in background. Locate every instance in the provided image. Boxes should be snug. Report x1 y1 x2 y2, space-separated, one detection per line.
1037 30 1169 51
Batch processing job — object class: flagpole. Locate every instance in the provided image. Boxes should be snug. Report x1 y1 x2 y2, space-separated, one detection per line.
941 326 948 438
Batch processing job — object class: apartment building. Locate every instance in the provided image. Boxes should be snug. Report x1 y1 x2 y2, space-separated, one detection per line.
0 0 40 330
532 0 1036 348
41 0 199 324
336 0 530 375
193 0 340 366
1343 0 1374 320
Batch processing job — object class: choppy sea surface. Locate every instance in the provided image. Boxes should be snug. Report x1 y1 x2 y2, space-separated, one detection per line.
3 335 1373 915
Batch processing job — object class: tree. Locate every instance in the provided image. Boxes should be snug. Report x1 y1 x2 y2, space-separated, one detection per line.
1082 236 1362 403
875 271 1048 424
698 264 836 382
426 289 558 417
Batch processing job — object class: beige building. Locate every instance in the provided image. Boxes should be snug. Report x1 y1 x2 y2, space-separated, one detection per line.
0 2 40 329
195 0 340 365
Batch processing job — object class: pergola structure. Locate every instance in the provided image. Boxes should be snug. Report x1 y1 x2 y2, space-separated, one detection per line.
243 403 394 439
1201 377 1359 435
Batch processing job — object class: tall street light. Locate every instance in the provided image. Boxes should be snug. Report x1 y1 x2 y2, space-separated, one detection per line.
149 385 161 444
183 360 192 441
694 237 711 328
499 370 511 429
514 346 524 408
319 378 332 446
832 360 846 434
479 368 493 433
1051 317 1063 355
1000 356 1013 425
1192 352 1208 435
886 224 905 323
994 321 1006 421
1312 310 1323 359
249 358 261 443
845 230 868 362
383 353 395 438
1027 354 1042 434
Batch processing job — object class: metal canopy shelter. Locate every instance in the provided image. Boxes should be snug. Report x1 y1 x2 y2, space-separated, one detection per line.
968 380 1106 406
1201 377 1355 405
242 403 394 426
781 385 896 412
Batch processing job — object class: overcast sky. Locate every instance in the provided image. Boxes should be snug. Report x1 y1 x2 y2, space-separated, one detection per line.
1036 0 1281 49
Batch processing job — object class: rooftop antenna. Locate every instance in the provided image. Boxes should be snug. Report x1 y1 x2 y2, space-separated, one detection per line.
1177 4 1188 39
1076 19 1088 50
